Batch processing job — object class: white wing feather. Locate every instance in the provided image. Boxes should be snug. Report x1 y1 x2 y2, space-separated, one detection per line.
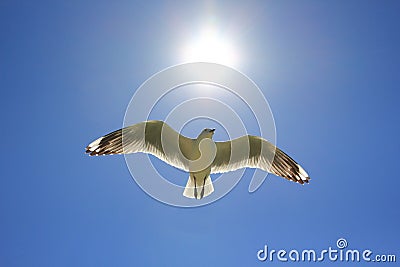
211 135 310 184
86 120 193 172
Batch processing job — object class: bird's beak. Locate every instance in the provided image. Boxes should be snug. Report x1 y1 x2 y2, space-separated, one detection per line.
210 129 215 133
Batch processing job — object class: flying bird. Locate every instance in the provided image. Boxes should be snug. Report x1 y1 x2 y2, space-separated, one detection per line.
86 120 310 199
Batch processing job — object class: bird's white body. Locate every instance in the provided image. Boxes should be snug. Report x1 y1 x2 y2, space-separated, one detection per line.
183 130 216 199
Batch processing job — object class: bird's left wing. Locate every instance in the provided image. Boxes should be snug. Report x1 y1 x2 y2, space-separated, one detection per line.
85 120 193 172
211 135 310 184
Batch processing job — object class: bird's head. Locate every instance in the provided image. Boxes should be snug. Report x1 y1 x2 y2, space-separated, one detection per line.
197 128 215 140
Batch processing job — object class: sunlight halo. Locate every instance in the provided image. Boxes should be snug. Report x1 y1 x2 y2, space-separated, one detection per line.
181 28 239 67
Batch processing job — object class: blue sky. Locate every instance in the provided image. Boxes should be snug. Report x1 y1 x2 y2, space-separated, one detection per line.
1 1 399 266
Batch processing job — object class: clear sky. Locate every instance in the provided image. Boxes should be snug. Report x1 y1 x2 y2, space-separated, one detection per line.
1 1 399 266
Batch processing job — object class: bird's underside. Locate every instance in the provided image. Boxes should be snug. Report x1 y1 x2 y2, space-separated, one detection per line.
86 120 310 199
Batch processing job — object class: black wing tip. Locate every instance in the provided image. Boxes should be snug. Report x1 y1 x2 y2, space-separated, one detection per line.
85 148 98 156
85 146 121 156
286 166 310 185
85 145 105 156
85 148 107 156
298 176 311 185
85 136 110 156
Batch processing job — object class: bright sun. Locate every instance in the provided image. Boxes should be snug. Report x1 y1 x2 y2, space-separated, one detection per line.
181 28 238 67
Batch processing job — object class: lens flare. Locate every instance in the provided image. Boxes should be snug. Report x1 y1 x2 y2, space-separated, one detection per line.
181 28 238 67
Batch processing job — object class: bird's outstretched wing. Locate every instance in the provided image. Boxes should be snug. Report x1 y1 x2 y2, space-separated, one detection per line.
211 135 310 184
85 120 193 172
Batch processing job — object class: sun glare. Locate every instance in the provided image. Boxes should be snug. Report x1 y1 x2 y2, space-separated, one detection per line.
182 28 238 67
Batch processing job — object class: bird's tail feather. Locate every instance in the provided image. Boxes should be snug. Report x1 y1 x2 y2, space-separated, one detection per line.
183 175 214 199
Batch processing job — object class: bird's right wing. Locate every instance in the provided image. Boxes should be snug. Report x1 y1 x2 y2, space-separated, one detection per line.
85 120 193 172
211 135 310 184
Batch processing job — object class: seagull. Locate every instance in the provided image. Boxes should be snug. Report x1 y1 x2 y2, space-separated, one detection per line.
86 120 310 199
